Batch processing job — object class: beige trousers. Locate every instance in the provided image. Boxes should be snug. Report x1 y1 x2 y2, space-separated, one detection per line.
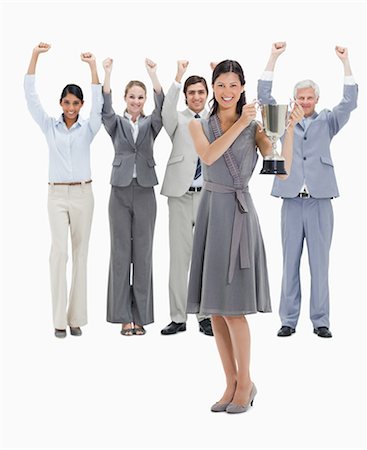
168 191 208 323
47 183 94 329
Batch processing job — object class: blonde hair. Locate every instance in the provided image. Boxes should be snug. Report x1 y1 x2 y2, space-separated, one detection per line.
124 80 147 117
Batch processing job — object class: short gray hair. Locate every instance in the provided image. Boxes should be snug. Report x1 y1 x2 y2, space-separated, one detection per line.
293 79 320 99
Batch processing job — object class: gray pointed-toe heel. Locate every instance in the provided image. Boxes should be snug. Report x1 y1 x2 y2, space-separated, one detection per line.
226 383 257 414
211 401 231 412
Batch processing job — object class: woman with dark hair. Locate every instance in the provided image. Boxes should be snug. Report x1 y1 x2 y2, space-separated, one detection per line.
102 57 164 336
187 60 304 413
24 42 103 338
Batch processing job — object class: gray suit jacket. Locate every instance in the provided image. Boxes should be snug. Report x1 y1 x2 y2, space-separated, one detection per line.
160 82 208 197
257 79 358 198
102 90 164 187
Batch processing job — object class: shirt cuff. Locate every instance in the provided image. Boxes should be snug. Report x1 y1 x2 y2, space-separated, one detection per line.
260 71 274 81
174 80 181 88
344 75 356 85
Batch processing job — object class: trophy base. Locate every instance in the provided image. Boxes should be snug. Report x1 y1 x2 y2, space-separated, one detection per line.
260 159 287 175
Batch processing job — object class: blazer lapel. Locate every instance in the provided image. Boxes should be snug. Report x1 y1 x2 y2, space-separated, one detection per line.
135 116 149 147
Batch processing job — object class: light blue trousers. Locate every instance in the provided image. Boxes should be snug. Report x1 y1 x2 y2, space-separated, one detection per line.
279 197 334 329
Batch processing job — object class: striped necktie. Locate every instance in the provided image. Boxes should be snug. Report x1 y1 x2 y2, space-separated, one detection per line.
194 113 201 179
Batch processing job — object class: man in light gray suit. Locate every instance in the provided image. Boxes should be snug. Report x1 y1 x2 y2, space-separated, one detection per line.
160 61 213 336
258 42 358 338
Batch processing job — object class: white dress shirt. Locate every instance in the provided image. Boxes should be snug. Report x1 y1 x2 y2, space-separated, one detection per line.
124 111 141 178
24 74 103 183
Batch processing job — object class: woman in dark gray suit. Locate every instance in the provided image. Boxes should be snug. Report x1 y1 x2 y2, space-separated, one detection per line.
102 57 164 336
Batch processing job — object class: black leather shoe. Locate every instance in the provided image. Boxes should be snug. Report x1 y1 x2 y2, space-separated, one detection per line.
313 327 332 338
277 326 296 337
199 318 214 336
161 321 186 335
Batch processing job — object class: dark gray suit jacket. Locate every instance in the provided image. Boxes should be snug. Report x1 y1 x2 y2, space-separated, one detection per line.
103 90 164 187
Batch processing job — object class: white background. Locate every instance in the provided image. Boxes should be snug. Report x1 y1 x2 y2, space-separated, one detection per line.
1 1 366 449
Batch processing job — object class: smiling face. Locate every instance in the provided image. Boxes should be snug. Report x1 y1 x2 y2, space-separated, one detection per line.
60 93 84 123
124 85 146 117
213 72 244 111
295 87 319 117
185 82 208 113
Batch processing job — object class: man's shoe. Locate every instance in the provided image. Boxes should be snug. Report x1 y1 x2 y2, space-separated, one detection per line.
314 327 332 338
277 326 296 337
161 321 186 335
199 318 214 336
70 327 82 336
55 329 67 338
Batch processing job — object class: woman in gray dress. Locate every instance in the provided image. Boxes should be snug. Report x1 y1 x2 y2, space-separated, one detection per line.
187 60 303 413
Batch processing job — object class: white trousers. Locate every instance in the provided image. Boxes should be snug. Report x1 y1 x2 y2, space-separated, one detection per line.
47 183 94 329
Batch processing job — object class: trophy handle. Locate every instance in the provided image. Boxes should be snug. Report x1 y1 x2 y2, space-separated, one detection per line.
285 99 296 129
252 99 264 132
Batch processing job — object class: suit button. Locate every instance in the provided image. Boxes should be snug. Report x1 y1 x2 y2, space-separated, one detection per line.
303 157 307 160
304 136 307 140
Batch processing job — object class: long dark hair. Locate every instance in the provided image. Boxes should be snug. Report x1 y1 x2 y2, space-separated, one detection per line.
209 60 246 116
60 84 84 102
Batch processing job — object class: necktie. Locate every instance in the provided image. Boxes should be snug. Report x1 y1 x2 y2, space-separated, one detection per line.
194 113 201 179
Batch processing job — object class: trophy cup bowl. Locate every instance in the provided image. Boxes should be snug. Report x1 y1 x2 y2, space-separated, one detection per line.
260 104 289 175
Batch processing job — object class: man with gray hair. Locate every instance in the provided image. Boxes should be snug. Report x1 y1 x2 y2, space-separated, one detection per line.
258 42 358 338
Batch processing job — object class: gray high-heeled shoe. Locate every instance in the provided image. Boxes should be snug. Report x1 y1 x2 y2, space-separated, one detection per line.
226 383 257 414
211 401 231 412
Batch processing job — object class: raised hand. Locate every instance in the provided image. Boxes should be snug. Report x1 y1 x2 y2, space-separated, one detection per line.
175 60 189 83
210 62 218 71
80 52 96 64
145 58 157 76
33 42 51 55
103 57 113 73
335 46 349 61
27 42 51 74
271 41 286 57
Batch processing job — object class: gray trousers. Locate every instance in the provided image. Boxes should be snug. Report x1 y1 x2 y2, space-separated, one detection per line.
279 197 334 329
168 192 208 323
107 180 156 325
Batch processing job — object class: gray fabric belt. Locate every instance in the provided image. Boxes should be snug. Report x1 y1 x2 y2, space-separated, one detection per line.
204 180 250 284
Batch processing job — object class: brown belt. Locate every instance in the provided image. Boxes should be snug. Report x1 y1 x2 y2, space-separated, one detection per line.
48 180 92 186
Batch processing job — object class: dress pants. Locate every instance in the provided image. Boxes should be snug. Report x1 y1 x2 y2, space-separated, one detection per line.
279 197 334 329
47 183 94 329
168 191 208 323
107 180 156 325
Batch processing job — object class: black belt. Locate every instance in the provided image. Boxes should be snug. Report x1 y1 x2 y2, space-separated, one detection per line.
188 187 202 192
297 192 311 198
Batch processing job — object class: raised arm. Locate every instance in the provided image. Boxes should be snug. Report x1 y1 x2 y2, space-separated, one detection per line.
81 52 103 136
335 45 352 76
145 59 164 137
27 42 51 74
264 42 286 72
189 102 257 166
101 57 118 136
162 60 189 137
24 42 52 132
257 42 286 105
145 58 162 94
327 46 358 136
102 57 113 94
81 52 100 84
